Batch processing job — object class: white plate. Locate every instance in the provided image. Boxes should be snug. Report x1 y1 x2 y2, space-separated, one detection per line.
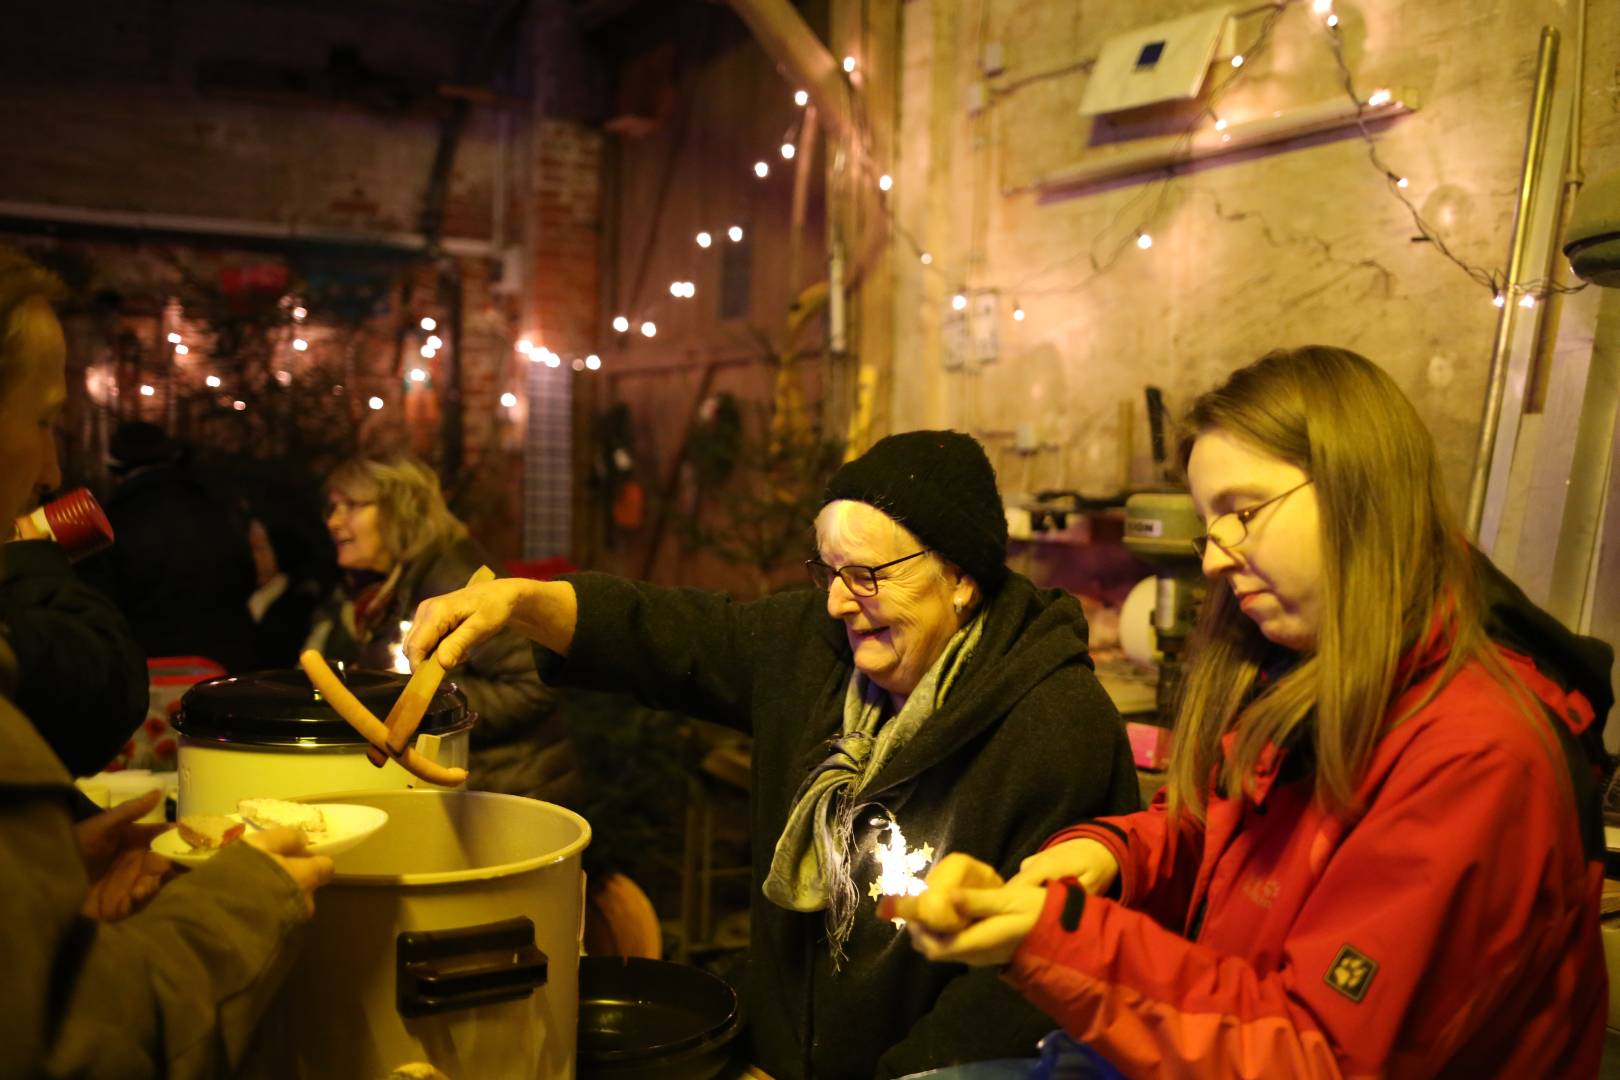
151 804 390 867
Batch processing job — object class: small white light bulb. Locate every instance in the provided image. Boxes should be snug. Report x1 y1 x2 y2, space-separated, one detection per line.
951 293 968 311
842 56 856 73
1136 233 1154 250
919 252 933 265
572 357 585 371
421 344 437 358
500 391 518 408
1312 0 1332 13
545 352 561 368
167 332 182 344
754 161 770 179
275 369 292 386
1493 293 1507 308
233 399 247 411
1326 13 1339 27
517 337 534 354
794 90 809 107
426 335 442 350
292 306 308 321
1231 54 1245 68
1396 176 1409 188
293 338 308 352
174 344 190 356
878 174 893 192
1367 88 1393 107
697 231 712 248
612 316 630 333
139 384 155 397
1013 307 1026 322
728 226 744 243
670 281 684 297
368 396 384 410
585 354 601 371
781 143 796 160
205 375 221 388
641 321 657 337
1214 117 1228 132
409 368 427 383
1519 293 1536 309
420 317 437 332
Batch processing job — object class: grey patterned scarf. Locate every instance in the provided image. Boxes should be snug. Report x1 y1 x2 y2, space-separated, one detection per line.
762 612 985 965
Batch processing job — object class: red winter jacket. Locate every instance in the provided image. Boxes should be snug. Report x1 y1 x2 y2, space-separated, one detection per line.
1007 646 1607 1079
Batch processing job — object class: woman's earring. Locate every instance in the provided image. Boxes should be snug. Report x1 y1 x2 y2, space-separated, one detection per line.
953 596 966 614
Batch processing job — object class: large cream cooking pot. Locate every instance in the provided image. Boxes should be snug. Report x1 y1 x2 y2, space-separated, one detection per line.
247 789 591 1079
172 668 473 816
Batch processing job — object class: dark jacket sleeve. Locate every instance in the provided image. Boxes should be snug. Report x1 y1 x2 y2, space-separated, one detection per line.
535 572 804 733
0 541 148 775
0 700 310 1080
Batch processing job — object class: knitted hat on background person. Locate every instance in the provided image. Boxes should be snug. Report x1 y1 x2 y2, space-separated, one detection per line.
823 429 1008 592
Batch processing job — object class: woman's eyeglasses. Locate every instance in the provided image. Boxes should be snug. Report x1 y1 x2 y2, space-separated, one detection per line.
324 495 376 520
1192 479 1312 558
805 550 929 596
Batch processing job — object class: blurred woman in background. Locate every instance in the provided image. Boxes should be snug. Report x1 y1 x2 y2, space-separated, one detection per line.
309 453 582 806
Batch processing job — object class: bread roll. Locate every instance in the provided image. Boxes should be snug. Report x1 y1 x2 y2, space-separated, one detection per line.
177 814 246 850
238 798 327 835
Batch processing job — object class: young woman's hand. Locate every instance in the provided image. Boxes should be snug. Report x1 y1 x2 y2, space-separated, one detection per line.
1008 837 1119 895
883 852 1047 968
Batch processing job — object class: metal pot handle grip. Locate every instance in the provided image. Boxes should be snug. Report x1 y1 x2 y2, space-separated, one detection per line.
397 916 549 1018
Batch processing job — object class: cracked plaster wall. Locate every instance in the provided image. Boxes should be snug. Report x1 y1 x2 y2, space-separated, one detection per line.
889 0 1620 499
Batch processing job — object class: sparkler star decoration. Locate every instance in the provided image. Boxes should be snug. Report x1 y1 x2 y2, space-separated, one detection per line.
869 816 936 924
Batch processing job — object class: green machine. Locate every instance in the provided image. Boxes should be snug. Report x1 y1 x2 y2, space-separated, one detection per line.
1122 491 1205 726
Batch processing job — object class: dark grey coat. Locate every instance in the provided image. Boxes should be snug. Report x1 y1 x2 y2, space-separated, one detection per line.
539 570 1140 1079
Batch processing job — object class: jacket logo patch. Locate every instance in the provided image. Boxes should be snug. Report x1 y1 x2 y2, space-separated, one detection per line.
1325 944 1377 1003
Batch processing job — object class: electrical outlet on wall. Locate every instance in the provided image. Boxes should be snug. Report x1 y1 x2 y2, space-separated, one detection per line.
971 290 1000 365
942 309 969 370
981 42 1005 77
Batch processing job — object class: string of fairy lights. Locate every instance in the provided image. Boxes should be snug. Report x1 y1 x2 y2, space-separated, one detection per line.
137 0 1583 425
598 0 1585 354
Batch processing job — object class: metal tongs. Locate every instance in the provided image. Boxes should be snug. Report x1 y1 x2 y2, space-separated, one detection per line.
297 564 496 787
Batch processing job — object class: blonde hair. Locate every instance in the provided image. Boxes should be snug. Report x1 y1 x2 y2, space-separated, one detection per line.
0 247 66 401
1168 346 1535 822
328 454 467 566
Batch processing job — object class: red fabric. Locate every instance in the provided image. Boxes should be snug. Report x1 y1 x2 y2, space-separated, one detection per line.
1009 647 1606 1079
504 557 578 581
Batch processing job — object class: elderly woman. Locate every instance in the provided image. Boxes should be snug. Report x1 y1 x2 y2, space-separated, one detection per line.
892 348 1611 1077
406 429 1140 1079
0 245 331 1078
308 453 582 806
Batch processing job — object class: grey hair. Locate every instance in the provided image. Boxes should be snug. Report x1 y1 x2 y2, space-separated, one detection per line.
814 499 955 588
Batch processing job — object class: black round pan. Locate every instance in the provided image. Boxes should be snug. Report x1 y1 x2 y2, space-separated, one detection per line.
577 956 743 1080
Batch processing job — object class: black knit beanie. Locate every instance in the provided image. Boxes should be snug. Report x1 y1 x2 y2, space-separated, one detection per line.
823 429 1008 592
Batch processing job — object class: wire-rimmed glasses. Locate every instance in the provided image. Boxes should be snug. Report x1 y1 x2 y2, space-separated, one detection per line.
1191 479 1313 558
805 550 929 596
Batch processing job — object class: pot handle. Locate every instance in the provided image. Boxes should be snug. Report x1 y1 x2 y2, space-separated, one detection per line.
397 917 549 1018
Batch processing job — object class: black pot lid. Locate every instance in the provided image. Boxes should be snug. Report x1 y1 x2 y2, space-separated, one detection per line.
174 668 470 745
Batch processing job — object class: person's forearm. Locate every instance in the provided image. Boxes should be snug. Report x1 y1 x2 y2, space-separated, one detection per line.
507 580 578 656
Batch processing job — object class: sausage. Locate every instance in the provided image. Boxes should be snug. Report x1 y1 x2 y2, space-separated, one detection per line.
298 650 468 788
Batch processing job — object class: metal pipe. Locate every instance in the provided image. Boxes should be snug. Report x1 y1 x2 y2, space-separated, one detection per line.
1465 27 1561 538
724 0 854 139
0 198 497 257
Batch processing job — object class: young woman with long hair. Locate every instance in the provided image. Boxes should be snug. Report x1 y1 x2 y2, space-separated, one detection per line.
889 346 1610 1078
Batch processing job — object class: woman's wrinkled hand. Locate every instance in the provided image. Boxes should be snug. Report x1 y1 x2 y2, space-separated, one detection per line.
404 579 530 669
881 852 1046 968
244 828 335 918
76 789 173 921
1008 837 1119 896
